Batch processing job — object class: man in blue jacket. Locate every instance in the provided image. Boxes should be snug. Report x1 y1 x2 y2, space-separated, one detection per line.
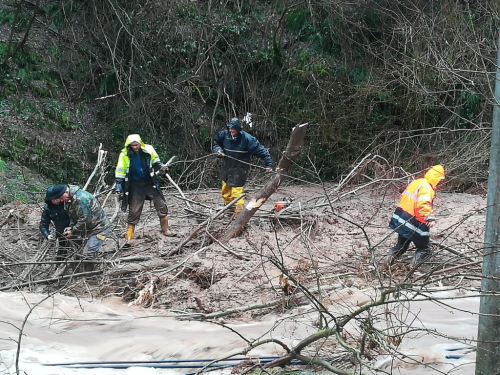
213 118 273 216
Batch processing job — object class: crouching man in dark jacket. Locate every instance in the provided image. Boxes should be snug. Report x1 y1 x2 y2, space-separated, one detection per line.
47 184 111 266
40 185 71 262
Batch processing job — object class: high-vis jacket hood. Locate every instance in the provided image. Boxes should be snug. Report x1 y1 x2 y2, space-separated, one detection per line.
115 135 162 180
425 165 445 188
121 134 146 153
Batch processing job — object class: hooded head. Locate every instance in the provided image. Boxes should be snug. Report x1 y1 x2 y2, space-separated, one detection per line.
122 134 146 155
227 118 242 133
425 165 445 188
124 134 144 148
45 185 67 203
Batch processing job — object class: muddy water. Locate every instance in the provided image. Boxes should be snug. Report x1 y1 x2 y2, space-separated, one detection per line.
373 290 477 374
0 289 477 374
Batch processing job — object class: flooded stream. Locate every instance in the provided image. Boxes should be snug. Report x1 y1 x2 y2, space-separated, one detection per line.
0 288 478 375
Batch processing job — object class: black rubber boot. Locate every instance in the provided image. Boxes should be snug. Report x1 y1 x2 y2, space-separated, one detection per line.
411 251 429 268
380 250 398 270
380 242 407 271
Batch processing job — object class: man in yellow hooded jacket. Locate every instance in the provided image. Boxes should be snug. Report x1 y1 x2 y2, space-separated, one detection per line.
382 165 445 269
115 134 176 244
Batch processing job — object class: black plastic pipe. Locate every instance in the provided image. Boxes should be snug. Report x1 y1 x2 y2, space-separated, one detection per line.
44 356 282 366
45 358 304 370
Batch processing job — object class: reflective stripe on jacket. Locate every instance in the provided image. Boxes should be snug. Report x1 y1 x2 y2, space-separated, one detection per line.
397 178 435 224
389 165 445 239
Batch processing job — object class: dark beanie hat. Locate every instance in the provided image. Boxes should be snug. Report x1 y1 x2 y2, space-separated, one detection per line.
45 185 67 201
227 118 242 132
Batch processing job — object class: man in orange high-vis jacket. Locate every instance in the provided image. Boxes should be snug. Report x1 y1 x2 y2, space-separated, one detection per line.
382 165 445 269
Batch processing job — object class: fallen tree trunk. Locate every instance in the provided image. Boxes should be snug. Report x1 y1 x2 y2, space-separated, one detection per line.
219 123 308 242
431 239 477 263
106 258 171 276
1 270 103 291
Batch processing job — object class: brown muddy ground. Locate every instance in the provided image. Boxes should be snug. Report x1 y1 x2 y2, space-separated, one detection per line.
0 181 486 320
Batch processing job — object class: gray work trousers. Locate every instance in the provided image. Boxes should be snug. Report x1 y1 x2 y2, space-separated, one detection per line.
84 227 111 258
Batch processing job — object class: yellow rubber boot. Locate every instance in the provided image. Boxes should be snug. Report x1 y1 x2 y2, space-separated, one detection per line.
126 224 135 240
160 216 177 237
124 223 135 247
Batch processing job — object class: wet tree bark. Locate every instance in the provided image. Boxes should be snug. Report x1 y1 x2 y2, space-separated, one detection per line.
219 123 308 243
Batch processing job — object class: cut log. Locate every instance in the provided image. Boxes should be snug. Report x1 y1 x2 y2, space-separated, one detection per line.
219 123 308 243
106 258 170 276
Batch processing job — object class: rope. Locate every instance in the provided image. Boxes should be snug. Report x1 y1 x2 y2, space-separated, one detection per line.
170 153 322 186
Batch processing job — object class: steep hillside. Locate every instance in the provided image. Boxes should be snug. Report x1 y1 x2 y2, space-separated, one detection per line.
0 0 497 206
0 0 108 204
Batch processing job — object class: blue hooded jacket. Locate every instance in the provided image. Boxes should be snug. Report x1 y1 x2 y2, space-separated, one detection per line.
213 128 273 187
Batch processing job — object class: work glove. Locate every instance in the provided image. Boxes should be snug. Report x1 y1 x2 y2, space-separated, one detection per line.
216 151 224 158
47 234 56 241
265 168 273 174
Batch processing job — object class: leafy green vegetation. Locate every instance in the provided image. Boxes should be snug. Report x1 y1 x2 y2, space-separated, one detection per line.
99 69 117 95
44 2 77 29
285 9 308 33
43 100 72 129
0 157 6 173
10 98 37 121
0 8 27 27
48 45 62 59
0 156 54 205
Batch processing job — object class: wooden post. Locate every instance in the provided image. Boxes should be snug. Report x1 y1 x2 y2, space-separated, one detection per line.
476 28 500 375
219 123 308 243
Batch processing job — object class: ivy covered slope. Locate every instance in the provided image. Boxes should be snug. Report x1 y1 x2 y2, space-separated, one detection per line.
0 0 497 205
0 0 106 205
